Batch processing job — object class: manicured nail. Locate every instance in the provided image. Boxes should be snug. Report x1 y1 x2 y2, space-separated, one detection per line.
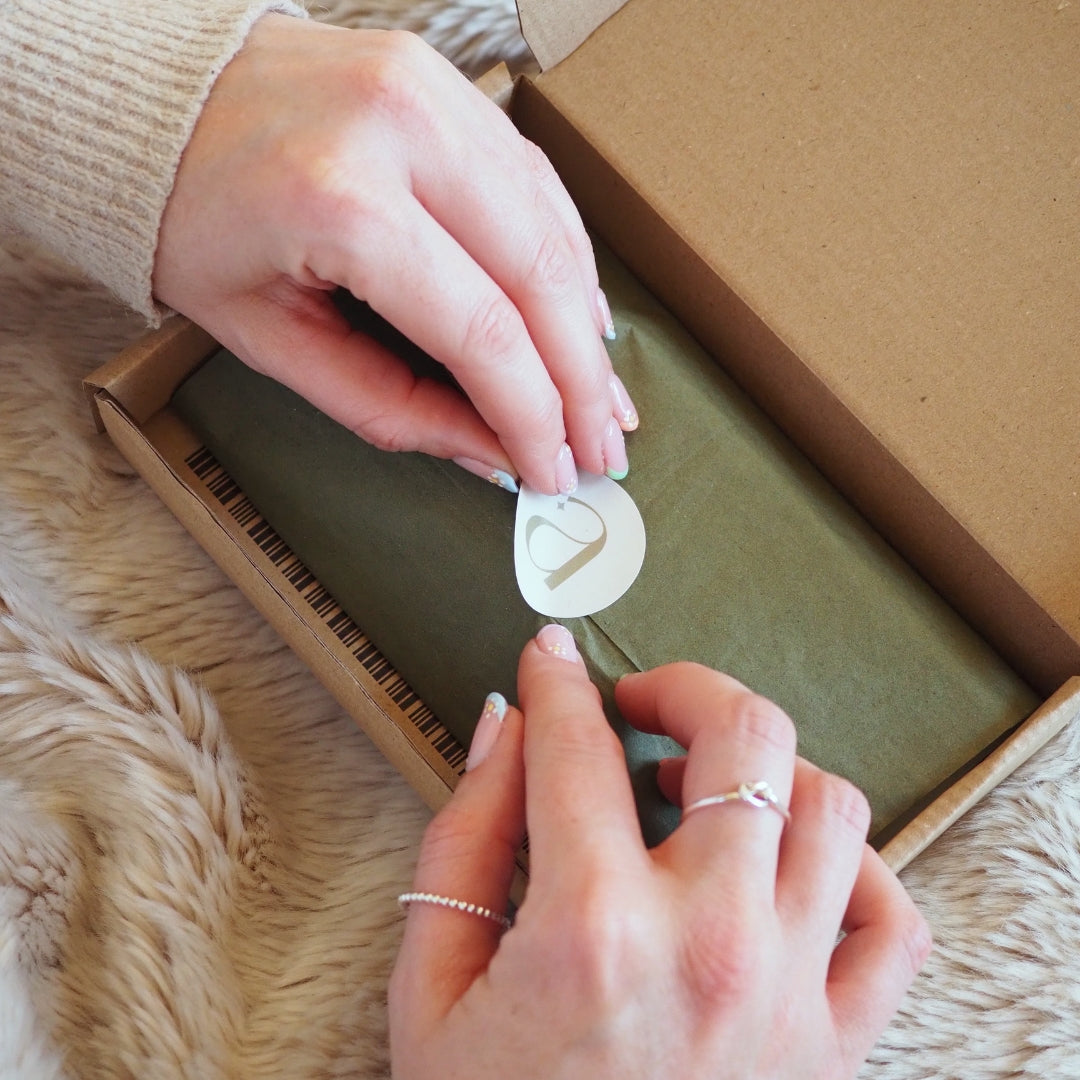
453 456 519 493
603 417 628 481
555 443 578 495
536 623 579 662
609 374 639 432
597 288 617 340
466 692 508 771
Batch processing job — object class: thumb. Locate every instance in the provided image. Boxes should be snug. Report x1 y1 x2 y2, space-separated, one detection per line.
390 691 526 1032
219 288 519 484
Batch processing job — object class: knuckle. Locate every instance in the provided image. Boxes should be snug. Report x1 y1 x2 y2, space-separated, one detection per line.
678 909 764 1007
495 384 565 475
357 416 415 454
550 878 641 1011
358 31 428 112
546 707 623 771
522 137 555 183
285 150 357 229
724 691 797 757
521 138 594 262
527 230 578 298
417 802 477 869
527 388 566 438
379 26 429 63
460 292 520 366
896 906 934 975
293 160 385 281
419 807 470 864
564 222 596 269
340 33 442 151
347 394 418 454
806 770 871 837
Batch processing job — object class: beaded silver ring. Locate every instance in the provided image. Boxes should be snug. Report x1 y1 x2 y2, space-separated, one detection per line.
397 891 512 931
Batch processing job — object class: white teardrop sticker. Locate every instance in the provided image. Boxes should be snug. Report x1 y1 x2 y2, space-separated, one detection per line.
514 473 646 618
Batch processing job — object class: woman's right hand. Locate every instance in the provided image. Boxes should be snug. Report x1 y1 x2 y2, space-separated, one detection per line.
389 625 931 1079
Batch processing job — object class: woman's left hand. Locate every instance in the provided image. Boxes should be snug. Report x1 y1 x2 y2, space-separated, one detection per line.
154 16 635 496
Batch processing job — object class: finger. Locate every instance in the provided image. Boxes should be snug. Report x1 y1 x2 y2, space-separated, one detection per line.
414 127 621 476
518 625 645 880
616 663 753 741
218 286 519 480
656 755 686 806
394 54 624 389
311 193 578 494
616 665 795 892
350 32 610 343
443 131 637 431
353 52 629 478
517 136 614 343
775 759 872 955
391 693 526 1033
419 91 608 343
457 82 611 342
826 847 932 1067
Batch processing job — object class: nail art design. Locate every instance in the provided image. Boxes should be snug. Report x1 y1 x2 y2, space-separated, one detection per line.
597 288 617 341
466 691 508 771
536 623 579 662
555 443 579 495
483 691 508 722
609 374 639 432
452 456 520 493
602 417 629 481
485 469 520 493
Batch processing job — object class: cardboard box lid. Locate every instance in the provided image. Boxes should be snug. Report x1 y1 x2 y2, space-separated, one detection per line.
522 0 1080 692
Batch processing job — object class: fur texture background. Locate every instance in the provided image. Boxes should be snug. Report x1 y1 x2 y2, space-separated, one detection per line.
316 0 534 75
2 3 1080 1078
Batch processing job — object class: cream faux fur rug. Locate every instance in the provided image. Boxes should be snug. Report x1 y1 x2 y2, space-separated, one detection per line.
3 4 1080 1079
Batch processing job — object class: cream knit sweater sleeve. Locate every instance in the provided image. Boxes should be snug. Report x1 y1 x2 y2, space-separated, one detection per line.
0 0 305 321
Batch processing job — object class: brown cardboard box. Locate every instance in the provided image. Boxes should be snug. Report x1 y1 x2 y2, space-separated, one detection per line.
513 0 1080 698
86 0 1080 873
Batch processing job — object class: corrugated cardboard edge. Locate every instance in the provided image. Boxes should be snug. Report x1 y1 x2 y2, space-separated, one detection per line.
516 0 627 70
102 409 457 801
86 321 461 806
84 317 215 431
881 676 1080 873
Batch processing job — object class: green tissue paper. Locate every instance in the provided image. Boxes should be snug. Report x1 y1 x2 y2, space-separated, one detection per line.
173 244 1037 846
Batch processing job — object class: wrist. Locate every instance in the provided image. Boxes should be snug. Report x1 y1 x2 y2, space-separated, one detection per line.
0 0 305 321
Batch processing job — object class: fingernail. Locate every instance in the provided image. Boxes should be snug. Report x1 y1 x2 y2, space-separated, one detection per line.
597 288 617 340
453 456 519 494
602 417 628 481
466 692 508 771
536 623 579 662
657 756 685 769
609 374 639 432
555 443 578 495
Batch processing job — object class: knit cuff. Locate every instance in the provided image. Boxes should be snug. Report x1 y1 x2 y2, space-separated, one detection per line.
0 0 306 322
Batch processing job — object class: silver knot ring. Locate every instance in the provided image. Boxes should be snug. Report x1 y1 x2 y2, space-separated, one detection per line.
682 780 792 825
398 891 512 931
